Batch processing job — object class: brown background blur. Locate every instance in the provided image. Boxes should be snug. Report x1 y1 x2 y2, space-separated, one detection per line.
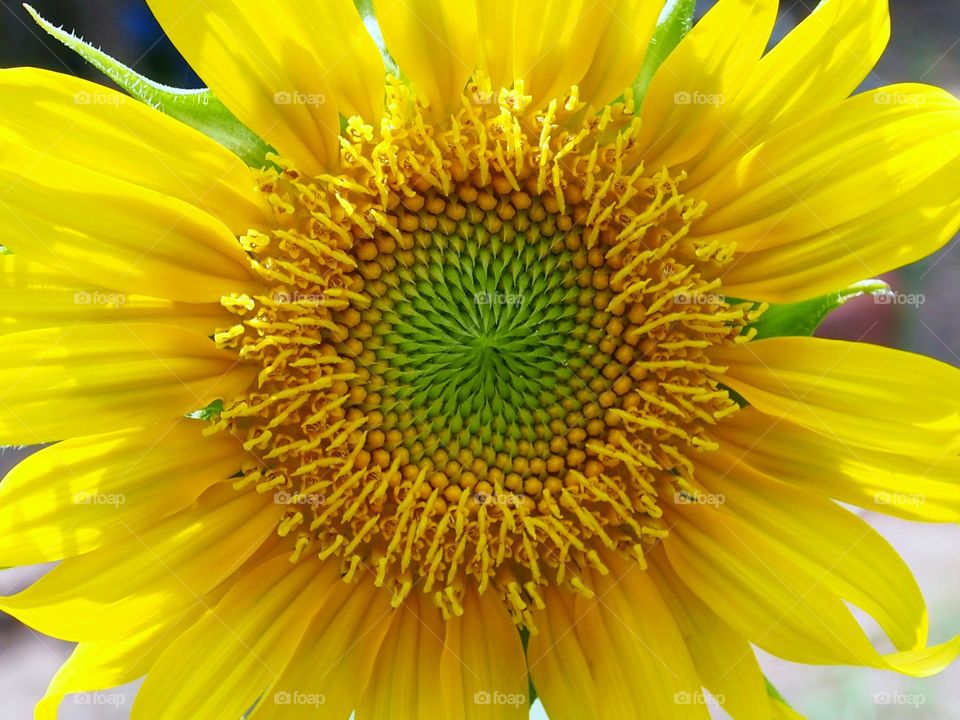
0 1 957 718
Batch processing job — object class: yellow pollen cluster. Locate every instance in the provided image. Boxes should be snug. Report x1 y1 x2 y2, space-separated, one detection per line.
212 78 756 626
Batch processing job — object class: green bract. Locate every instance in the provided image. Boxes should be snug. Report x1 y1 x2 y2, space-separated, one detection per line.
25 3 273 167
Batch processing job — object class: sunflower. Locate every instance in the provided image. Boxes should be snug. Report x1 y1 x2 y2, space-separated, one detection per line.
1 0 959 717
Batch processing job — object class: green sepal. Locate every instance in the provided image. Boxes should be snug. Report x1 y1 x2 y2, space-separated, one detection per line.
748 280 890 340
632 0 697 103
24 3 274 168
765 677 805 718
519 627 539 707
352 0 399 75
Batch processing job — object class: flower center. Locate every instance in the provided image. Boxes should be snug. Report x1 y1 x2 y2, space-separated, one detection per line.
213 79 754 625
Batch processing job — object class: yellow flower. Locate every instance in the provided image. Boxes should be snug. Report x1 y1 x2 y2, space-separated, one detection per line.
1 0 959 718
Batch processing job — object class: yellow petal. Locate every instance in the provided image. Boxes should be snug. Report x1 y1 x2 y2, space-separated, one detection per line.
0 323 254 444
0 485 280 641
696 453 928 652
665 502 885 665
573 552 709 719
635 0 777 168
517 2 615 105
357 592 448 720
133 556 340 720
0 418 244 565
477 1 614 104
0 136 259 303
713 407 960 523
284 0 386 121
880 636 960 677
693 84 960 232
146 0 362 174
0 67 269 235
475 0 514 92
373 0 478 112
684 0 890 184
716 155 960 302
441 588 529 719
712 337 960 457
0 254 230 337
772 696 806 720
649 550 771 720
691 85 960 302
253 573 392 718
34 603 207 720
665 503 960 675
527 589 599 720
576 0 663 108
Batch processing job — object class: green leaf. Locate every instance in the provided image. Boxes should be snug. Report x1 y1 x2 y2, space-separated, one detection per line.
749 279 890 340
632 0 697 103
24 3 273 168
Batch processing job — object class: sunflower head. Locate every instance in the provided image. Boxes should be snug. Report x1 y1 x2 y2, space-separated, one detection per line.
2 0 960 718
210 74 759 620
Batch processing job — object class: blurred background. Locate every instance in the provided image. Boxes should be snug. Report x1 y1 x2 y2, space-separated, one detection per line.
0 0 957 717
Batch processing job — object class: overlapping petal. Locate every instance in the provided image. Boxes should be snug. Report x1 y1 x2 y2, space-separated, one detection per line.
440 589 529 719
0 68 269 234
696 452 928 652
635 0 778 169
357 593 449 720
146 0 384 174
665 501 960 675
692 85 960 302
568 553 708 719
713 408 960 523
476 1 615 104
0 486 280 641
0 255 230 337
373 0 478 113
132 554 339 719
0 419 244 564
0 137 261 303
684 0 891 184
712 337 960 456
